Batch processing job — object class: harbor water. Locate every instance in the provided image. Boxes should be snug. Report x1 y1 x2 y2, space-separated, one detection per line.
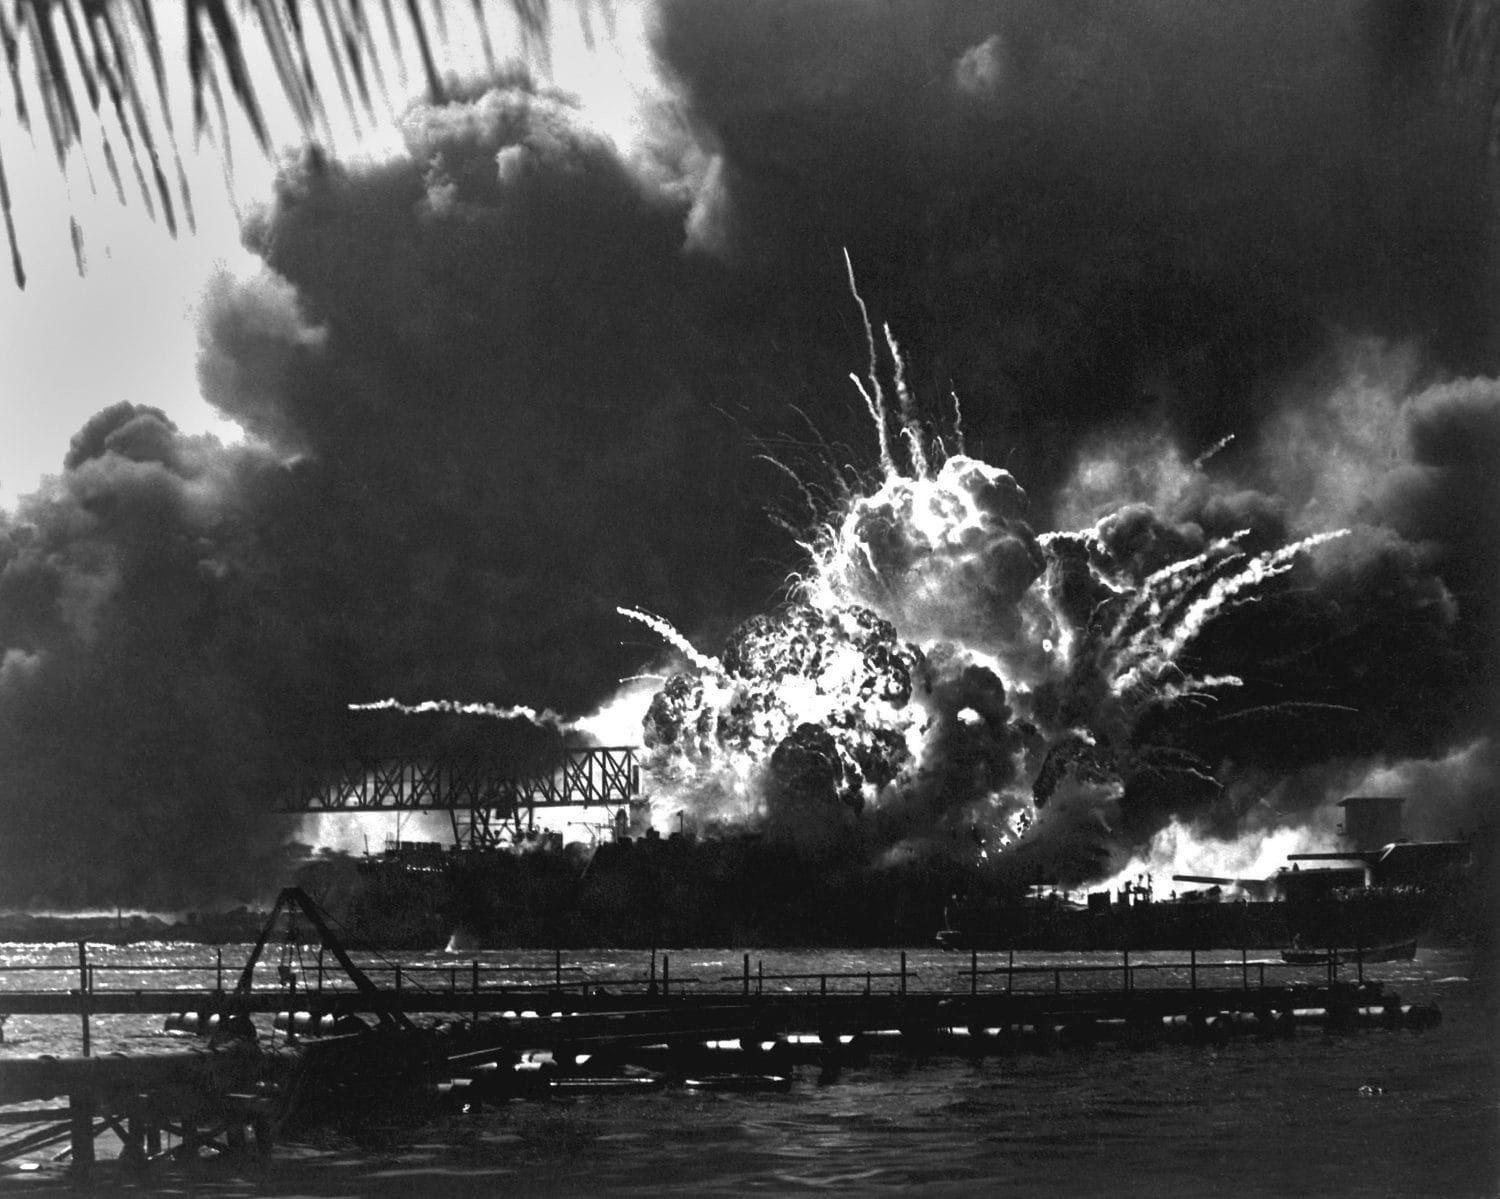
0 943 1495 1196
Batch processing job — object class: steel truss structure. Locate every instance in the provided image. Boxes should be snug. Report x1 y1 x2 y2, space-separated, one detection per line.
281 746 642 849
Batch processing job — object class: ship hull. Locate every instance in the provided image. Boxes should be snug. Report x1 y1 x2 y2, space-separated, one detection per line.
936 894 1433 953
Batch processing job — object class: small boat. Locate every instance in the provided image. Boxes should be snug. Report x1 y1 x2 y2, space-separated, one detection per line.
1281 939 1417 965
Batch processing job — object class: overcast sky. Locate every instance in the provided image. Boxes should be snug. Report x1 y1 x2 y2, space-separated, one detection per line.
0 2 648 510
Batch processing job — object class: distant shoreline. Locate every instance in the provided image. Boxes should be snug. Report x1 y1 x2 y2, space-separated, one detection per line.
0 910 270 946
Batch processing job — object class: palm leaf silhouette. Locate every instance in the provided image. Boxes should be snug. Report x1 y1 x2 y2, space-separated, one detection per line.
6 2 1497 292
0 0 572 288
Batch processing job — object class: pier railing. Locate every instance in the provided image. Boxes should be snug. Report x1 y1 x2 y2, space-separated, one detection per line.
0 942 1371 1029
950 947 1346 996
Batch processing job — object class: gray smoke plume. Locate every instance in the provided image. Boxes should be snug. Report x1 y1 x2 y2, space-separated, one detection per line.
0 2 1496 905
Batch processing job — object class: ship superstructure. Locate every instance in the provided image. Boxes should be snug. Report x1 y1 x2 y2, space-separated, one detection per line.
936 796 1474 952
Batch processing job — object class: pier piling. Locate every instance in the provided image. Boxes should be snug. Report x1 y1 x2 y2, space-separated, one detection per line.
67 1088 93 1171
76 942 90 1058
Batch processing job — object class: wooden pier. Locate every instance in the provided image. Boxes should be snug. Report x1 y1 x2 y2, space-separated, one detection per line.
0 888 1441 1176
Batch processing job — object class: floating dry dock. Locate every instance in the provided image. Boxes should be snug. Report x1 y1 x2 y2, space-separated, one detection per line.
0 889 1441 1175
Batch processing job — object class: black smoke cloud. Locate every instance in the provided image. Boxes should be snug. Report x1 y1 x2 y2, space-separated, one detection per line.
653 0 1497 490
1 1 1497 904
1023 359 1500 869
1 79 784 905
0 405 303 905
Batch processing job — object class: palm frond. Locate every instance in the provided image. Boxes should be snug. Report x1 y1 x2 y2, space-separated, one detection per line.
1 0 560 288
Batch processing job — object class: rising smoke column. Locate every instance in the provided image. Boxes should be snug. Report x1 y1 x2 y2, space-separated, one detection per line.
0 75 780 906
652 0 1494 490
650 0 1500 875
0 404 305 906
1 3 1497 906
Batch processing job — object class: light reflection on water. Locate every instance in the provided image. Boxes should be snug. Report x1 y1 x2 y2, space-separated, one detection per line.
0 945 1495 1196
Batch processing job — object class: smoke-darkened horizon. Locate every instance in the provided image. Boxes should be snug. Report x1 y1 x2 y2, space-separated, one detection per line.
0 0 1496 906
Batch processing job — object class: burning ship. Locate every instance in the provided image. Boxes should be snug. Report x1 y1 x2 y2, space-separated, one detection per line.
935 795 1475 953
292 325 1492 954
295 787 1476 952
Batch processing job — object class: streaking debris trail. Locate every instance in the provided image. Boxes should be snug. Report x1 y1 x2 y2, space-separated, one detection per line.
350 698 564 724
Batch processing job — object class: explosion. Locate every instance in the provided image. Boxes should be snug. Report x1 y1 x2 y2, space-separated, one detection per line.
625 311 1351 887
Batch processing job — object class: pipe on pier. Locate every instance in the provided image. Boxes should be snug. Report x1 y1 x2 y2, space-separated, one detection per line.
271 1011 372 1038
0 1044 270 1106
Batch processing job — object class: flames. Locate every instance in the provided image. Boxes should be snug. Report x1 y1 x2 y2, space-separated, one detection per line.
622 315 1348 885
351 311 1355 886
349 274 1359 887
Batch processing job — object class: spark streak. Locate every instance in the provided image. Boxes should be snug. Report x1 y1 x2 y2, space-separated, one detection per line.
349 697 562 723
617 606 725 676
843 247 894 474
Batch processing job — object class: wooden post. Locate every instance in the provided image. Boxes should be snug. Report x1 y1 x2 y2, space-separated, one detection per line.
145 1118 161 1158
1242 945 1249 990
757 959 763 996
1190 948 1197 991
123 1108 146 1166
1007 948 1014 994
900 951 907 996
971 949 978 997
472 959 480 1028
77 942 90 1058
743 953 750 997
1123 947 1131 993
820 974 827 997
216 947 224 993
555 948 562 992
249 1114 270 1155
662 954 670 999
68 1089 94 1171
